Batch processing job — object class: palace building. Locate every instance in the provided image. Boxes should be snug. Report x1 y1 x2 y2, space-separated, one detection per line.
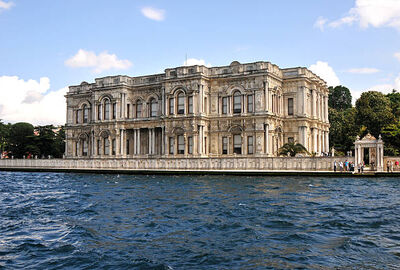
65 61 330 159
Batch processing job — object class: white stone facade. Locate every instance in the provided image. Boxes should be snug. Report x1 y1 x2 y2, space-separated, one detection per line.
65 61 330 159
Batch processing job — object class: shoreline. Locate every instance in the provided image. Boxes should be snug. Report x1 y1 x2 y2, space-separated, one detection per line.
0 166 398 177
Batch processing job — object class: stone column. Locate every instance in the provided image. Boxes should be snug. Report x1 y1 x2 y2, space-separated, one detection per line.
148 128 152 155
137 129 141 155
325 131 329 154
265 124 269 155
161 127 165 155
313 129 318 154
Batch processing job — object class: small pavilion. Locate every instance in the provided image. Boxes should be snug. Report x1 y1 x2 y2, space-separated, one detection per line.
354 133 384 172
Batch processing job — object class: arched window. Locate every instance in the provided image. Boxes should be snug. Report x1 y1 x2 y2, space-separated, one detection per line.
83 105 89 123
177 92 185 114
233 91 242 114
150 98 158 117
136 100 142 118
104 99 110 120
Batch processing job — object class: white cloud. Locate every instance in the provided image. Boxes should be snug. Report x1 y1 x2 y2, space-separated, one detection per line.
0 1 14 10
0 76 66 125
65 49 132 73
314 16 328 31
328 0 400 30
346 67 380 74
309 61 340 87
141 7 165 21
394 52 400 62
183 58 212 67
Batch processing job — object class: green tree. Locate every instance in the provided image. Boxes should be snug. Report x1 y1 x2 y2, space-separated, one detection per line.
382 120 400 156
0 120 10 156
328 85 352 111
329 107 358 152
8 122 36 158
278 142 309 157
386 89 400 118
355 91 395 138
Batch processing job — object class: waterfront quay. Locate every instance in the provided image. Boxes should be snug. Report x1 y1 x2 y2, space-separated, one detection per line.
1 156 397 176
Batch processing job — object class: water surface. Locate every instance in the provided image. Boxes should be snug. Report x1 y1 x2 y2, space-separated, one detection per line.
1 172 399 269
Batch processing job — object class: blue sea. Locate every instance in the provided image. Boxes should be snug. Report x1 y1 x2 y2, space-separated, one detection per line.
0 172 399 269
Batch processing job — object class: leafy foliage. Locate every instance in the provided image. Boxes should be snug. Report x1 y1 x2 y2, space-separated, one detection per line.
328 107 358 152
2 122 65 158
355 91 395 138
328 85 352 111
278 142 309 157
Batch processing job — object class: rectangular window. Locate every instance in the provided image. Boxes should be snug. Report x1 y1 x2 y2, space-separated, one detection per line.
248 136 253 155
104 139 110 155
233 135 242 154
204 97 207 114
127 104 130 118
112 103 116 119
233 94 241 113
104 103 110 120
97 105 102 120
82 140 88 156
222 137 228 154
83 107 89 123
247 95 253 113
169 98 174 115
126 139 130 155
178 96 184 114
188 136 193 154
288 98 294 115
97 140 101 155
112 139 116 155
169 137 174 154
188 96 193 114
222 97 228 114
136 102 142 118
75 142 79 156
76 110 81 124
151 101 158 117
178 135 184 154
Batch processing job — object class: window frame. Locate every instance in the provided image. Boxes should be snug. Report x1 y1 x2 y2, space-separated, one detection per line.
177 135 184 154
247 136 254 155
247 95 253 113
136 100 142 118
288 98 294 116
233 92 242 114
233 134 242 154
177 93 185 115
222 97 228 114
222 136 228 154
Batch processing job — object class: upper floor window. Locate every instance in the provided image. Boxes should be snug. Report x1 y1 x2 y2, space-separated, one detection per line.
177 93 185 114
76 109 81 124
136 100 142 118
112 103 116 119
97 104 102 120
169 98 174 115
83 105 89 123
222 97 228 114
127 104 130 118
247 95 253 113
233 91 242 114
104 99 110 120
288 98 294 115
150 98 158 117
188 96 193 114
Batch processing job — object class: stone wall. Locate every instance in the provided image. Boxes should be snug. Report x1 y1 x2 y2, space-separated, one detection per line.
0 157 353 172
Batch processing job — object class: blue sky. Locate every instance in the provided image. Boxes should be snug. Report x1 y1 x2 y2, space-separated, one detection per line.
0 0 399 124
